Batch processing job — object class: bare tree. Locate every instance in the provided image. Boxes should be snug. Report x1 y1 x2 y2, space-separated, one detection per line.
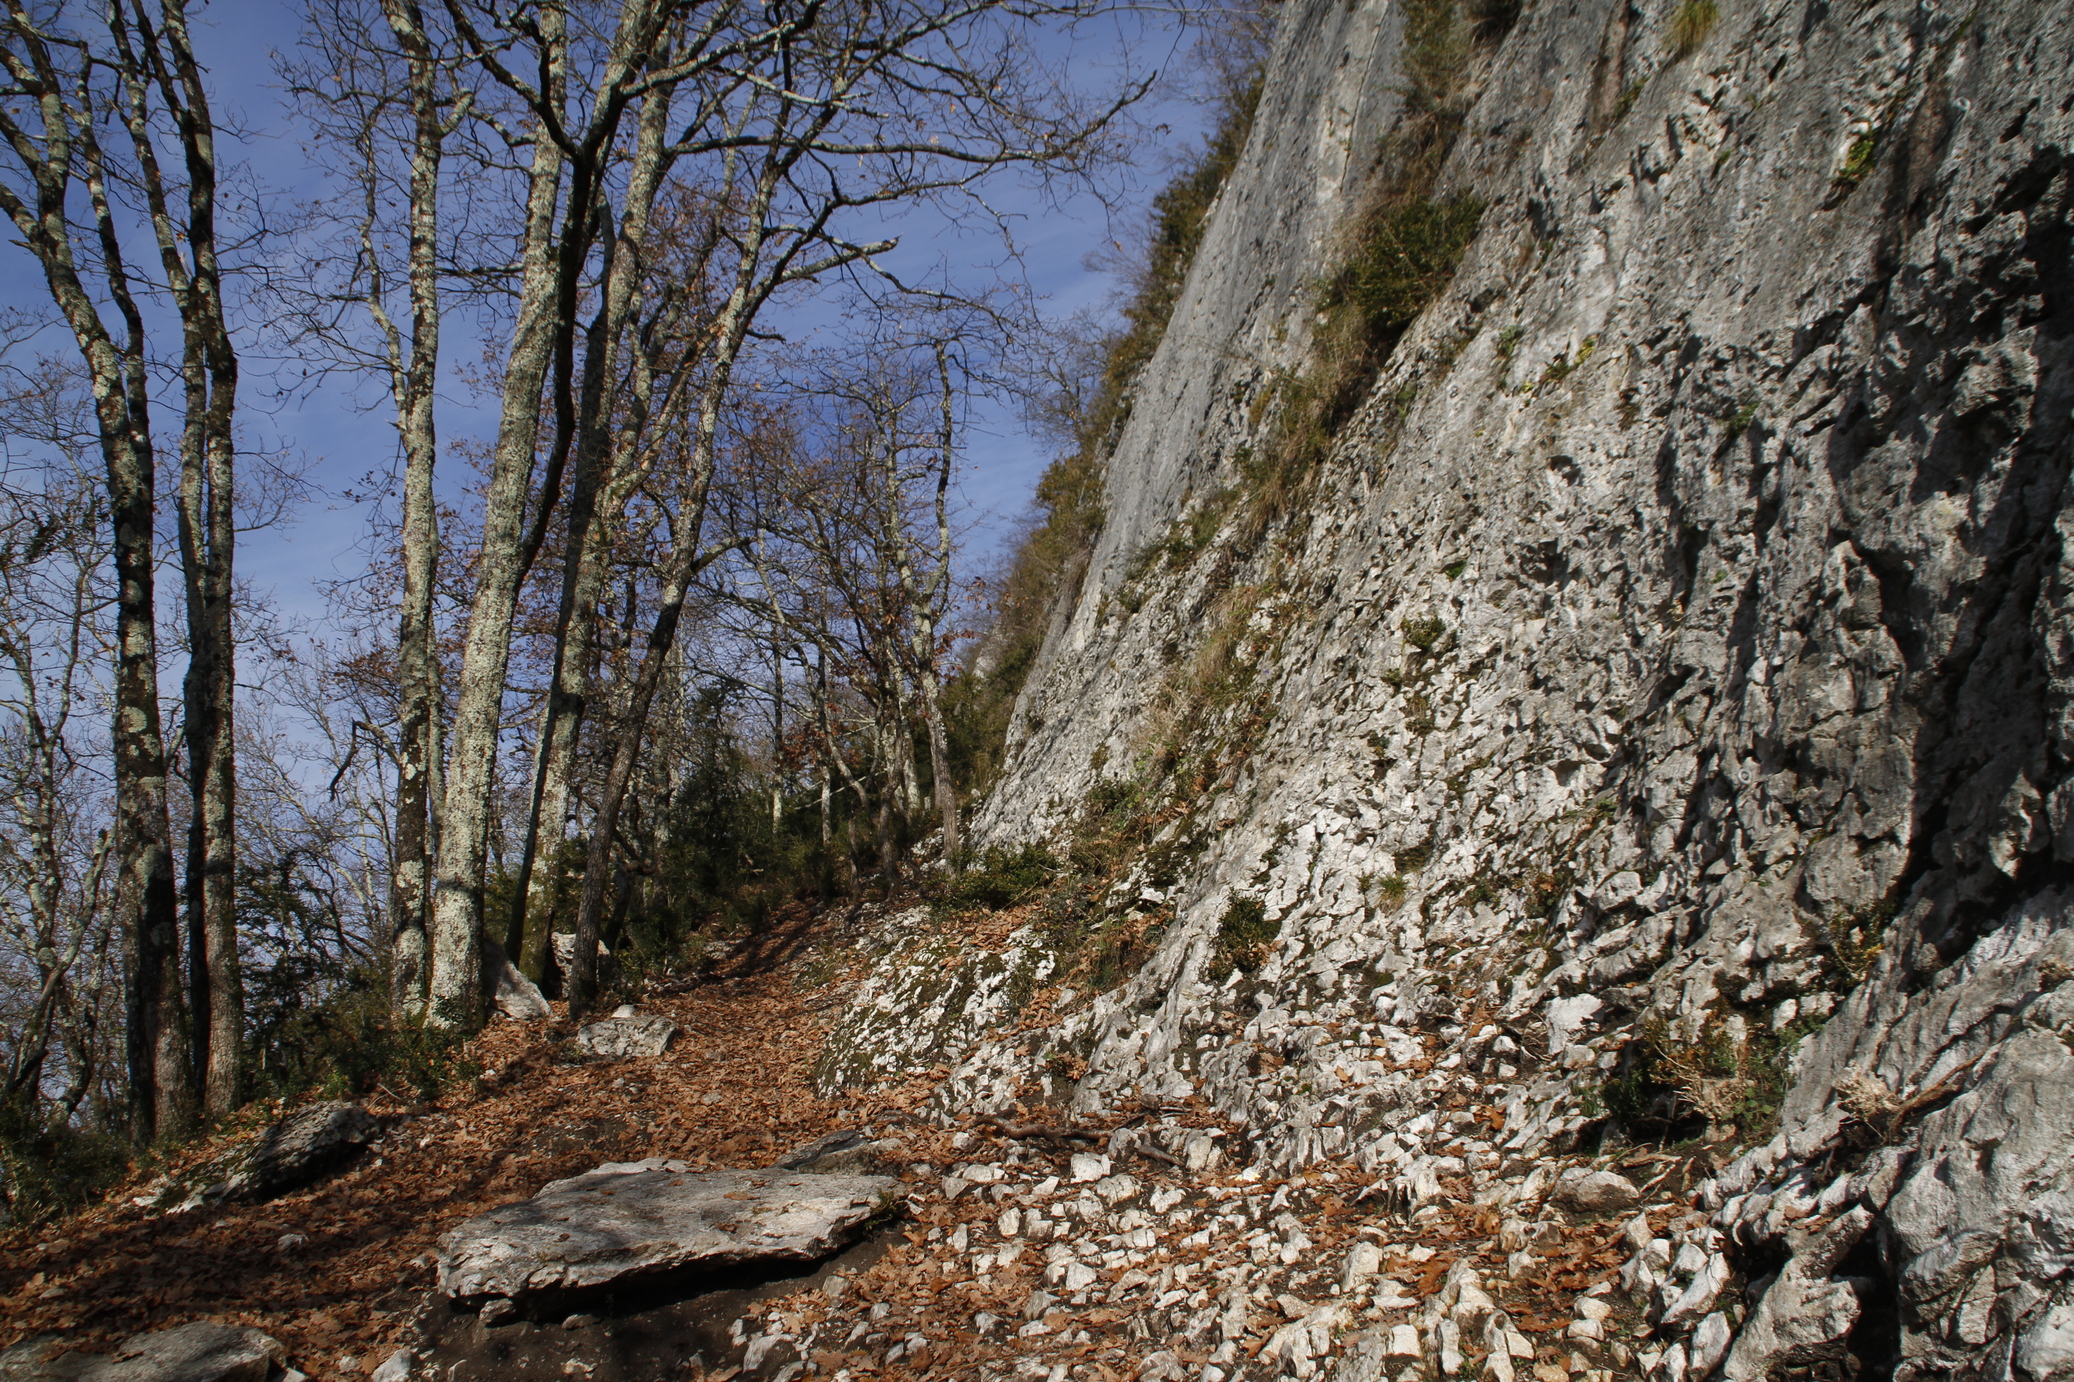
279 0 479 1017
0 0 254 1134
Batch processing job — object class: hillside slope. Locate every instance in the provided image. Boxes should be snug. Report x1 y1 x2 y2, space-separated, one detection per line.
832 0 2074 1376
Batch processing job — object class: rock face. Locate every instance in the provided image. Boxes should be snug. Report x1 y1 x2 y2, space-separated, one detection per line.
0 1323 286 1382
437 1159 897 1305
824 0 2074 1374
209 1102 377 1203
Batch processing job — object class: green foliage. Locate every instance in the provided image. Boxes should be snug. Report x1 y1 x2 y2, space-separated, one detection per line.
1825 896 1897 983
1401 615 1447 650
615 689 845 963
1613 76 1648 123
1207 895 1280 980
1724 397 1761 442
1164 488 1235 566
1495 324 1523 359
1376 873 1409 906
248 968 479 1105
0 1099 131 1227
1595 1007 1831 1140
1835 134 1878 189
1667 0 1718 58
1328 195 1489 345
1399 0 1470 135
1520 867 1575 920
932 844 1062 916
1443 560 1468 580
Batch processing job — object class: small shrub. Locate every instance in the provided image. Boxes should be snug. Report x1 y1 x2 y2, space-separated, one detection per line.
1405 692 1436 733
0 1101 131 1227
250 972 480 1105
1329 195 1489 345
1442 560 1467 580
1825 898 1896 982
1495 324 1524 359
1724 397 1760 442
1376 873 1410 908
1667 0 1718 58
1467 0 1523 45
1401 615 1447 650
1835 134 1878 189
1207 895 1280 980
1613 76 1648 122
935 844 1062 916
1521 868 1574 920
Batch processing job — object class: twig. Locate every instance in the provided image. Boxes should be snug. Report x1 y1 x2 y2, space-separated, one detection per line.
976 1113 1101 1146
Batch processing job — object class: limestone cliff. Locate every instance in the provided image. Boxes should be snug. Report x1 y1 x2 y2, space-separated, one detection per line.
828 0 2074 1376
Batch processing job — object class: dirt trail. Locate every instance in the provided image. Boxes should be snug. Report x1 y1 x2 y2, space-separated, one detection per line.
1 900 1686 1381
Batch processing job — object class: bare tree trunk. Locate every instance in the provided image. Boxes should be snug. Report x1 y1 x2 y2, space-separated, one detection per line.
425 4 568 1027
116 0 244 1116
0 0 198 1140
377 0 456 1019
898 345 960 862
507 77 681 979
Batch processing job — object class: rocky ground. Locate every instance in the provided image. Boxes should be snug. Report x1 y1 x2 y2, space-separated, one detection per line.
0 897 1748 1382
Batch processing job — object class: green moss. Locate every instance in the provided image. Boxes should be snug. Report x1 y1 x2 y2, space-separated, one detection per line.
1442 560 1468 580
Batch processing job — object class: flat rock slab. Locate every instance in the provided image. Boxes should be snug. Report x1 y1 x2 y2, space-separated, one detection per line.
575 1013 679 1059
438 1159 898 1304
1 1323 285 1382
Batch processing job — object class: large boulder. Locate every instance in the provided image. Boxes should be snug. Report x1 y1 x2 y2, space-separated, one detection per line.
437 1158 898 1306
574 1007 679 1059
485 938 549 1021
206 1102 377 1202
547 933 622 998
1 1323 285 1382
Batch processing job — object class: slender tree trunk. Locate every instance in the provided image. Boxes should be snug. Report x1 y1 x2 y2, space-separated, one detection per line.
425 6 568 1027
380 0 453 1018
507 78 681 977
0 10 194 1139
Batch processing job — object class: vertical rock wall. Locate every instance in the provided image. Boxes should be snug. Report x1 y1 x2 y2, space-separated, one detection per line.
832 0 2074 1375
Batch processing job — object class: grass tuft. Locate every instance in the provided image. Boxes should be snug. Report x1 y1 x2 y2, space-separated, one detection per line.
1667 0 1718 59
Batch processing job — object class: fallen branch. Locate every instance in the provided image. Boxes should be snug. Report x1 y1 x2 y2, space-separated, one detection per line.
976 1113 1101 1145
1124 1138 1183 1168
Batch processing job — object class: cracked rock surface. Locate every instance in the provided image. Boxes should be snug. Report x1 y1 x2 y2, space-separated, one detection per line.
827 0 2074 1376
436 1162 897 1305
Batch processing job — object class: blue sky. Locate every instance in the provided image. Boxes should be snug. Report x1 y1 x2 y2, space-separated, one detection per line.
244 2 1212 630
1 1 1223 637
